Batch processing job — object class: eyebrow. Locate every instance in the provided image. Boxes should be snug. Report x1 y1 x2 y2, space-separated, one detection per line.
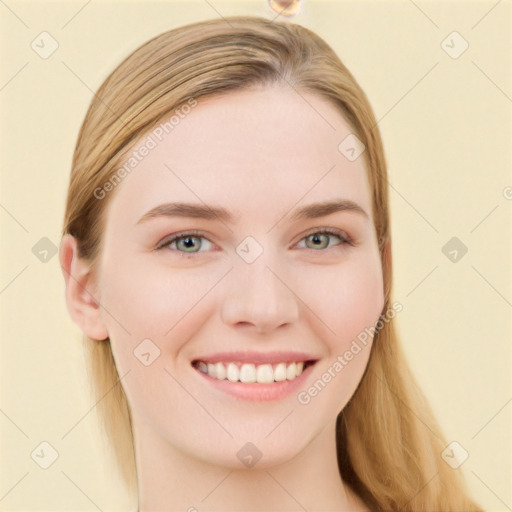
136 199 369 225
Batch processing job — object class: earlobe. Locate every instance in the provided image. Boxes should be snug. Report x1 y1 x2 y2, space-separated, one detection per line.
59 234 109 341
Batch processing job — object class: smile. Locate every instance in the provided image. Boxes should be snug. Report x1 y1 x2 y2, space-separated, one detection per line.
190 350 319 401
192 360 316 384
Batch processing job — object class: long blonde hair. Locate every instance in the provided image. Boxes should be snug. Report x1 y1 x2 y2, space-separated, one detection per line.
62 15 482 510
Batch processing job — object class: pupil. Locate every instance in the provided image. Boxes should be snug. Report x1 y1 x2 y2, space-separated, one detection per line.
183 237 197 250
309 234 327 250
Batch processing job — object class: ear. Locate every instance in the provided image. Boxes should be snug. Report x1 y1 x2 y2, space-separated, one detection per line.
59 234 109 341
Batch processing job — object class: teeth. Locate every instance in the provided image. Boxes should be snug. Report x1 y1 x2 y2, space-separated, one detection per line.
195 360 308 383
226 362 239 382
215 362 226 380
240 364 256 383
256 364 274 383
274 362 287 382
286 362 297 380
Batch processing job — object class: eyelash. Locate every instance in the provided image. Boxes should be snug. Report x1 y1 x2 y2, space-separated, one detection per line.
155 228 355 254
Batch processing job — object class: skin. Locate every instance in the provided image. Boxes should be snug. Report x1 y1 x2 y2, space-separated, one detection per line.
60 84 385 511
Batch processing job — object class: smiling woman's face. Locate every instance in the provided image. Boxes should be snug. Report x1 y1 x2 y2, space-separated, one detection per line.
93 84 384 468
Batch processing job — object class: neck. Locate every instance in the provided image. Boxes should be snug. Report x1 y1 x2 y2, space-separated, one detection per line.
133 418 367 511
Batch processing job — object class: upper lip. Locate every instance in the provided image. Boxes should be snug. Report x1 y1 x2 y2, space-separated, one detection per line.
192 351 319 365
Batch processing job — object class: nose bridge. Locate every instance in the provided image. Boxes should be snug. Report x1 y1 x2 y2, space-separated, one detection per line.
220 247 299 332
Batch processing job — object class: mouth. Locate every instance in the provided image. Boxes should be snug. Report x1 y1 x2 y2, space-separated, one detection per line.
190 353 319 401
191 359 317 384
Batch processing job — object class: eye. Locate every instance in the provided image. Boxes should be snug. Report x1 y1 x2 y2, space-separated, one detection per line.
156 228 353 254
156 230 214 254
296 228 353 251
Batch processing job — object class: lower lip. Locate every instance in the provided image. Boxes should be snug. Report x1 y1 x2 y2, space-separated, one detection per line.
193 363 317 402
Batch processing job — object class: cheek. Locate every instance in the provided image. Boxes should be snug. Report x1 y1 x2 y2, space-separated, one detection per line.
98 258 219 420
98 255 225 385
294 253 384 344
294 256 383 412
100 253 219 336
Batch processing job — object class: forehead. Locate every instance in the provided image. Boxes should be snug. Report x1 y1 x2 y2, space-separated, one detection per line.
106 85 373 227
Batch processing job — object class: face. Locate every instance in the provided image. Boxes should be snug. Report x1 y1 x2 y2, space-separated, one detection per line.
94 84 384 467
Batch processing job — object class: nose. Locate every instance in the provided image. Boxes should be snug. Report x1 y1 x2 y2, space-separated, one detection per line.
220 256 300 334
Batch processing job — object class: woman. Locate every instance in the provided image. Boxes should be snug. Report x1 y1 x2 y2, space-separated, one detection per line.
59 15 482 511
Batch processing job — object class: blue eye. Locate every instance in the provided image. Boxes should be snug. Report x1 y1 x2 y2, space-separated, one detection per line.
156 228 352 254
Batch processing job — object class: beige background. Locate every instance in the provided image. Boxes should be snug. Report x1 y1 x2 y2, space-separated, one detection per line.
1 0 511 510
